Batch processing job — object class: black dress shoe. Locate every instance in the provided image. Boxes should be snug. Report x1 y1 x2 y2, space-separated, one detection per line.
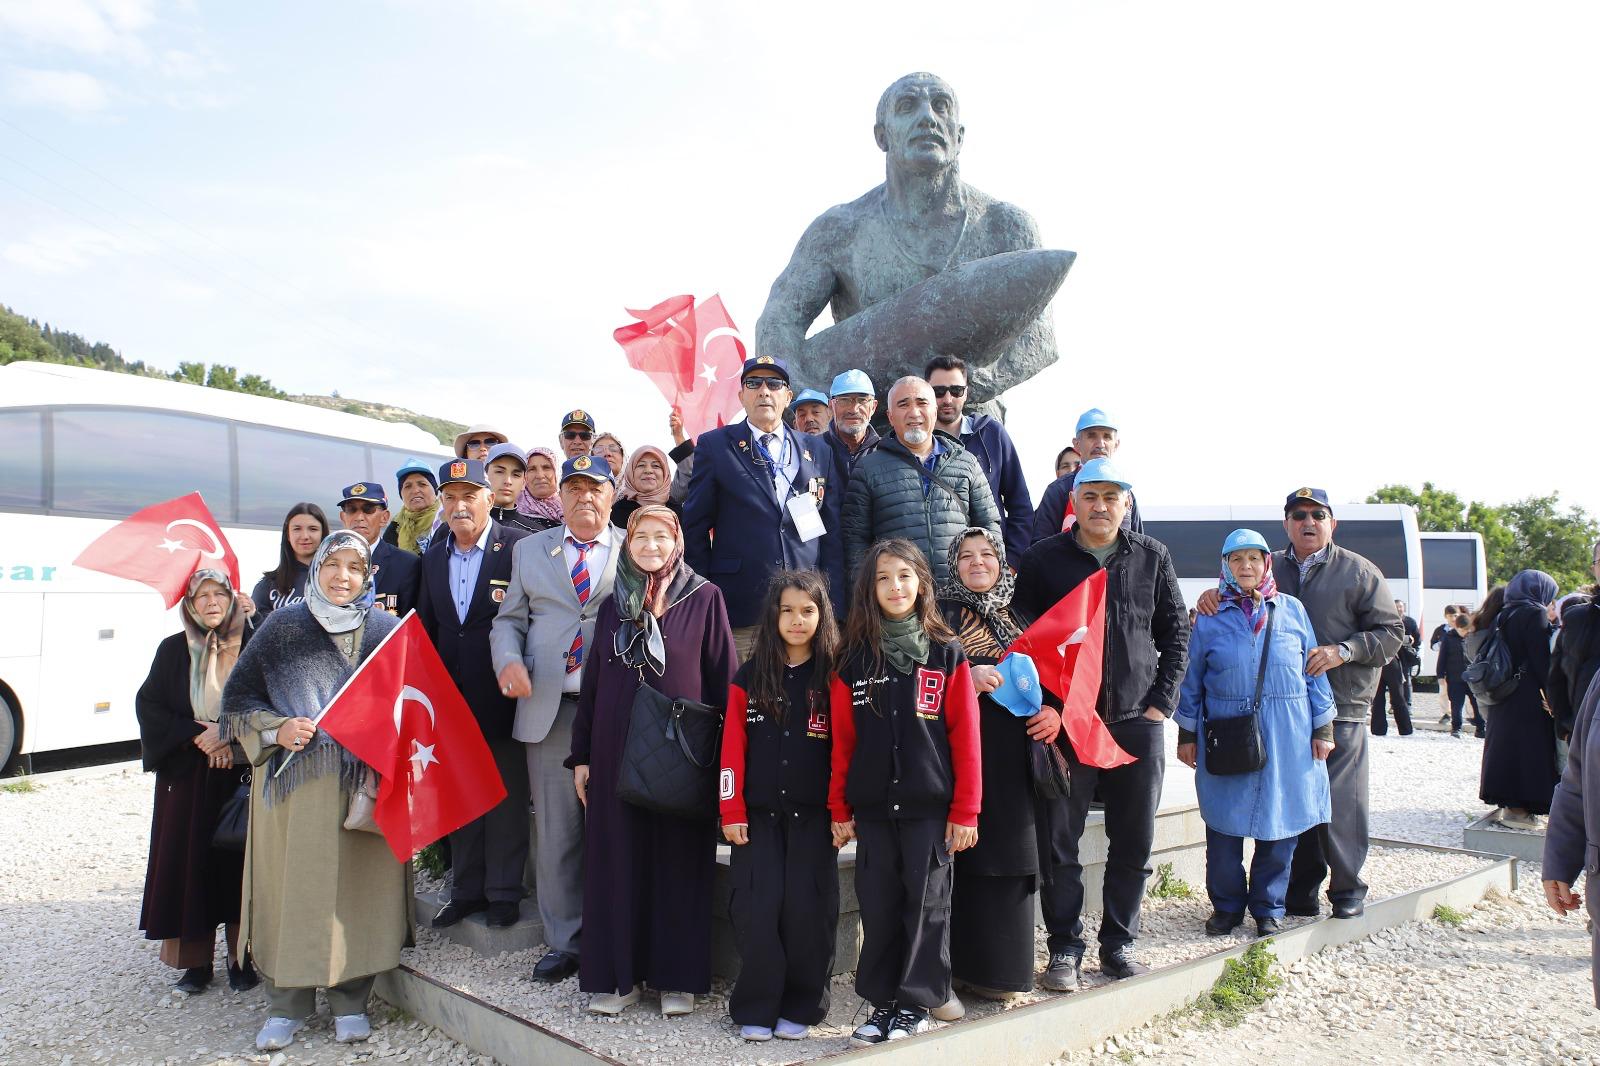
1098 947 1150 980
1205 911 1245 936
227 958 260 992
1331 899 1365 919
485 901 520 928
532 950 579 983
432 899 488 928
1255 916 1282 936
1284 900 1321 918
174 966 212 993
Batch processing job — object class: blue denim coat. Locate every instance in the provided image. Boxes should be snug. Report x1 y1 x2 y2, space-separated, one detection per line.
1176 594 1334 841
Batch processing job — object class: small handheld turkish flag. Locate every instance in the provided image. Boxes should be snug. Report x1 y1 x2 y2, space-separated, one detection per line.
73 492 241 607
319 614 507 862
1060 496 1076 533
1005 570 1135 769
614 293 747 438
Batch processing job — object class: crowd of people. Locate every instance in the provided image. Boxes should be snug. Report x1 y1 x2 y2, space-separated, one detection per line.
131 352 1600 1052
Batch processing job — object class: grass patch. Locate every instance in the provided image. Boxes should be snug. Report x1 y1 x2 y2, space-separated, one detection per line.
0 775 39 795
1432 903 1468 927
414 841 446 879
1148 862 1194 900
1182 941 1283 1028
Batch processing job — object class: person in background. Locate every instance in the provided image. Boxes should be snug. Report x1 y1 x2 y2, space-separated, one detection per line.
382 459 441 556
1054 445 1082 480
1542 658 1600 1010
611 444 679 529
483 443 541 534
666 407 697 505
592 432 625 475
822 369 881 475
137 569 257 995
1175 529 1333 939
1478 571 1561 830
514 446 565 533
1371 599 1419 736
252 503 327 619
1031 409 1143 544
1430 604 1463 724
453 424 508 461
336 481 420 617
788 388 833 436
1429 603 1463 656
925 355 1034 563
1434 610 1477 737
1550 540 1600 749
559 410 597 460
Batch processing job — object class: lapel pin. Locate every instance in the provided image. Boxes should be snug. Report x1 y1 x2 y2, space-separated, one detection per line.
802 450 812 462
549 545 562 557
737 440 748 450
492 542 502 552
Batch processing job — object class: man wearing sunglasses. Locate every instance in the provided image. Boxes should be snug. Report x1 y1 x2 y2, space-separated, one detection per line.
926 355 1033 563
453 424 509 461
558 410 596 460
336 481 420 617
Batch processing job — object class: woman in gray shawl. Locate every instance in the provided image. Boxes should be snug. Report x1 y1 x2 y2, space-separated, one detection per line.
221 531 409 1052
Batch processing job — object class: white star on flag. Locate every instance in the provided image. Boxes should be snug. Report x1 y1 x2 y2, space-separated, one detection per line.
699 363 718 386
156 538 187 554
410 739 440 776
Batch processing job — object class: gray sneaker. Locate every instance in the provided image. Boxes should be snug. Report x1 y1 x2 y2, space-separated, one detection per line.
255 1017 304 1052
1042 951 1082 991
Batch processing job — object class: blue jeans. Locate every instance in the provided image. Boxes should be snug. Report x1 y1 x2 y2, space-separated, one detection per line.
1205 829 1297 919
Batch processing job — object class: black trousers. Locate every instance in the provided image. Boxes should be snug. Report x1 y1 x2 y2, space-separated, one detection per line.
1040 715 1166 957
1370 661 1413 735
448 737 530 904
1288 719 1369 907
853 816 952 1011
728 807 839 1027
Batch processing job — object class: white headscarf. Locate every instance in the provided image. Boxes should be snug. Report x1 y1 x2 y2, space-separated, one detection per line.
305 530 375 634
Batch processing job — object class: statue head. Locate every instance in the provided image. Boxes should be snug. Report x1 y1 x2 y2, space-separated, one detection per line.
874 72 963 174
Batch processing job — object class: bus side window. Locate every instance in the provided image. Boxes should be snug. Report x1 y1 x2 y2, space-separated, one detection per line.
51 409 232 518
236 425 368 526
0 411 45 509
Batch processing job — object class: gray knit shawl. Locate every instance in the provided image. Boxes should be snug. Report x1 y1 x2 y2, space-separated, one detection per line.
219 602 399 804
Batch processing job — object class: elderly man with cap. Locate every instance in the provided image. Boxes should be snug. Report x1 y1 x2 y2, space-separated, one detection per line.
454 425 509 461
822 369 882 475
335 480 420 616
558 410 596 460
684 354 844 661
382 458 442 556
490 454 620 983
788 388 833 436
1012 457 1189 990
1196 487 1402 919
925 354 1034 563
416 458 533 929
482 443 543 534
1031 409 1143 545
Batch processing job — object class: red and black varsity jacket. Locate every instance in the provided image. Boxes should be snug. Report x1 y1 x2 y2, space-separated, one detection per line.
719 658 833 824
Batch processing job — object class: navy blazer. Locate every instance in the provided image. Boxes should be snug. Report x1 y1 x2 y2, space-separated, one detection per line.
371 537 421 618
416 519 530 739
684 421 843 628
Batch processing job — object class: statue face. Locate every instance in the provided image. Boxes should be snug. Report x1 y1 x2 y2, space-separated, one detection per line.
875 74 963 171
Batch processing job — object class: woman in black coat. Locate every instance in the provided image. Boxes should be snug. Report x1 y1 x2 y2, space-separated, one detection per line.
1477 571 1560 829
136 569 257 994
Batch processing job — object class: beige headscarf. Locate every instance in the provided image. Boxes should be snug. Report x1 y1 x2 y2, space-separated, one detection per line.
181 568 247 722
618 444 674 507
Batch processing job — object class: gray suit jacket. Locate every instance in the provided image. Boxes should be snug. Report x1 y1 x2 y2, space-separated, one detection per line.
490 526 620 744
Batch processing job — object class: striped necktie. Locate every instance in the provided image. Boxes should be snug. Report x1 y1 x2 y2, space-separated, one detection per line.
565 537 596 673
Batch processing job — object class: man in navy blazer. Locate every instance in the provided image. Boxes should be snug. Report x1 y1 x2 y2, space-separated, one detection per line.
685 354 843 660
415 458 531 930
337 480 421 617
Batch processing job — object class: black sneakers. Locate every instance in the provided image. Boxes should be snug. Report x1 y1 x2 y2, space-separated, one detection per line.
850 1005 897 1047
886 1008 930 1041
1042 951 1082 991
1099 946 1151 980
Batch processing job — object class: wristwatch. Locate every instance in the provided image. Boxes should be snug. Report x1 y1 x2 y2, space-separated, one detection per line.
1336 643 1353 663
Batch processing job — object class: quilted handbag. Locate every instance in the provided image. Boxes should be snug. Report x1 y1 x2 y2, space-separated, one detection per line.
615 681 721 820
211 770 252 852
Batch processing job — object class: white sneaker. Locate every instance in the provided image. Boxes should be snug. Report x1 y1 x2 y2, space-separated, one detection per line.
773 1017 810 1040
740 1024 773 1041
929 992 965 1021
255 1016 304 1051
333 1013 371 1043
660 990 695 1017
588 986 641 1015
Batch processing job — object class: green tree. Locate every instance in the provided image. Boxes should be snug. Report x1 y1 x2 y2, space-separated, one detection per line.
1367 482 1473 531
204 364 239 391
172 361 206 385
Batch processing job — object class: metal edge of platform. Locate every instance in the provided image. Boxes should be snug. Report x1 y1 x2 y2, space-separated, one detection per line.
1460 815 1547 863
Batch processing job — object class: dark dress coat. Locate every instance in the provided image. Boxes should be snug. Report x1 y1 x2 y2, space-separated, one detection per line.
371 538 421 617
415 519 530 740
1544 670 1600 1008
567 574 737 995
1479 605 1559 813
136 629 251 943
610 496 683 531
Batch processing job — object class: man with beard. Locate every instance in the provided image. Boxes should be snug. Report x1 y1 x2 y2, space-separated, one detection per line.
822 369 882 475
925 354 1032 562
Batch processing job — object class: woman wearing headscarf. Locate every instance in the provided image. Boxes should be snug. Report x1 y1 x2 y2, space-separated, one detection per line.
137 569 257 994
250 503 327 619
935 527 1060 1003
610 444 679 529
566 505 737 1018
1175 529 1335 937
513 446 565 532
220 531 409 1052
1478 569 1561 829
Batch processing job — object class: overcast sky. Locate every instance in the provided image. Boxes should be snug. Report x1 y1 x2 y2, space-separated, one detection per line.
3 0 1596 512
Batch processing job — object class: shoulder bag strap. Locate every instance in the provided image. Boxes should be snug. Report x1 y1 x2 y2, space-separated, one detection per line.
884 445 963 501
1251 601 1276 712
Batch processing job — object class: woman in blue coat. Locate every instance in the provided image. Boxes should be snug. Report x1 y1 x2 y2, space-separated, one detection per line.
1176 529 1335 937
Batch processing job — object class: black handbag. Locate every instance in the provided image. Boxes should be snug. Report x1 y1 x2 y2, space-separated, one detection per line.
211 770 252 852
615 679 722 820
1202 605 1273 777
1028 737 1072 799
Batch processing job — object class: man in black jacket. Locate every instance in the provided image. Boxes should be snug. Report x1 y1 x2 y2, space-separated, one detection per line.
1013 458 1188 990
1551 540 1600 743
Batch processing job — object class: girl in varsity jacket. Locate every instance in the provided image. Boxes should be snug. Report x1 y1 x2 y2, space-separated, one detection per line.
718 570 841 1043
828 539 981 1046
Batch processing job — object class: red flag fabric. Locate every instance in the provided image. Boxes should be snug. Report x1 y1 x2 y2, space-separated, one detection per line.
613 293 747 438
1004 570 1135 769
1060 495 1076 532
318 614 507 862
73 491 240 607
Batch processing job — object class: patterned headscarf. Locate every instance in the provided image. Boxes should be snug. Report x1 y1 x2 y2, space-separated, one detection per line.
515 446 566 524
618 444 674 506
1219 547 1278 633
181 568 246 722
937 526 1023 647
305 530 375 634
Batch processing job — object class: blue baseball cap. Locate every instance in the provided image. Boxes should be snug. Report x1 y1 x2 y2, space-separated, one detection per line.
790 388 829 411
484 442 526 470
394 458 437 492
1075 408 1117 435
561 453 615 485
339 481 388 506
1221 528 1272 558
829 369 874 397
741 354 790 385
437 458 489 490
992 653 1043 719
1284 487 1333 514
1073 457 1132 492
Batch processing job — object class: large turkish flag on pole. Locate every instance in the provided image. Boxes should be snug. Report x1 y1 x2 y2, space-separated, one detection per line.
613 293 748 438
73 492 241 607
1005 570 1135 769
318 613 507 862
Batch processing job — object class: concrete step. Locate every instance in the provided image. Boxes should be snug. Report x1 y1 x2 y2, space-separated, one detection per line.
413 891 547 956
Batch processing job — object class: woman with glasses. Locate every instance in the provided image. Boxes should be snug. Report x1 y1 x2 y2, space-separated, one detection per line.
452 423 508 460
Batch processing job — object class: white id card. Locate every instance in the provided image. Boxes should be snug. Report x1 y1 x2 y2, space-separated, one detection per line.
786 491 826 542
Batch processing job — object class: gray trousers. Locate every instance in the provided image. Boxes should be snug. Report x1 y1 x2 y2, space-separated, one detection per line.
731 625 758 665
264 974 375 1018
449 737 530 904
526 695 585 955
1288 718 1369 906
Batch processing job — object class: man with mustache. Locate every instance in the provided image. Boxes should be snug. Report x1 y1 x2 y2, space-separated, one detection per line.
491 454 621 984
822 369 882 475
416 458 532 930
1030 409 1144 545
335 481 419 616
788 389 832 436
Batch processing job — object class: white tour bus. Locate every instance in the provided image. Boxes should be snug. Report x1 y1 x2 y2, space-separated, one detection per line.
1418 531 1488 675
0 361 449 770
1140 503 1425 642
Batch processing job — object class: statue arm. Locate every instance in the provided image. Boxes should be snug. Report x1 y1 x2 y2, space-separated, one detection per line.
753 215 843 362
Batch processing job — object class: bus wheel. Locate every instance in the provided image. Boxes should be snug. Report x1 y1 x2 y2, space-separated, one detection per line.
0 693 16 774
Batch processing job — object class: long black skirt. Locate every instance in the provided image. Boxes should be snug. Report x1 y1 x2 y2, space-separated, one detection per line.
950 867 1037 992
139 755 245 942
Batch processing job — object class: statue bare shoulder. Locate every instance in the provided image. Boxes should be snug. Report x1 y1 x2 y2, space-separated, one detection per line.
961 185 1043 255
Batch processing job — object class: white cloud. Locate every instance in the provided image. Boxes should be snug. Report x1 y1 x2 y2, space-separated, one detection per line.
3 226 130 272
0 0 156 58
5 67 111 111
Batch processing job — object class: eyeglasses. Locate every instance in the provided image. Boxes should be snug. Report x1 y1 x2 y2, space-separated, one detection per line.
833 395 873 409
1289 509 1329 522
342 502 384 515
465 437 502 451
743 377 789 392
931 384 967 398
562 430 593 441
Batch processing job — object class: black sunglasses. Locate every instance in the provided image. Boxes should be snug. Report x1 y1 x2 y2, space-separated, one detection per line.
742 377 789 392
465 437 500 450
931 384 967 398
1289 509 1330 522
342 502 384 514
562 430 594 441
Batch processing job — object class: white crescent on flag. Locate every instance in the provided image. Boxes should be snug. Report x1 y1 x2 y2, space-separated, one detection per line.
162 517 226 558
395 685 440 775
1057 625 1089 658
699 325 746 360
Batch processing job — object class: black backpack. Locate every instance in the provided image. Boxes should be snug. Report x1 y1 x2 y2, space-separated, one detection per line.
1462 624 1521 703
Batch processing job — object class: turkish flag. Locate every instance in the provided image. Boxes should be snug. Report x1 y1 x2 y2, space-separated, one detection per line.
318 614 507 862
73 492 241 607
1005 570 1135 769
613 293 747 438
1060 495 1076 532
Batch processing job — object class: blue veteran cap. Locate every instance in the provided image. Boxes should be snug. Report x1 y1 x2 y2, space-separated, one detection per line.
339 481 388 506
484 442 526 470
437 458 490 489
1073 457 1132 492
561 453 614 485
741 354 790 385
829 369 874 397
991 653 1043 719
790 388 829 411
1075 407 1117 435
560 408 596 432
1221 528 1272 558
394 458 437 492
1284 487 1332 514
